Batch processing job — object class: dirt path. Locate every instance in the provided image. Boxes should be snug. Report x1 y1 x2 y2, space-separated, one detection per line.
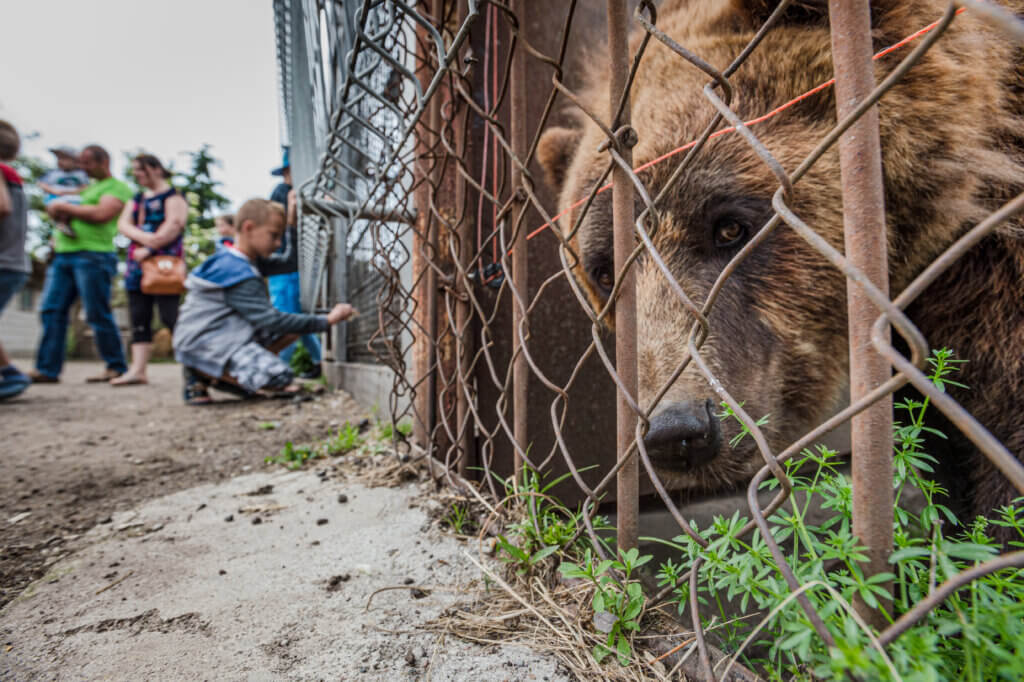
1 361 364 609
0 361 570 680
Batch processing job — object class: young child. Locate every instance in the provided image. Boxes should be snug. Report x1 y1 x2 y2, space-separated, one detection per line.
38 146 89 239
214 212 235 250
0 121 31 399
173 198 354 404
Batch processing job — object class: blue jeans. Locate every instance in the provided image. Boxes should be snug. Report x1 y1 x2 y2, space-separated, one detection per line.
266 271 322 365
36 251 127 378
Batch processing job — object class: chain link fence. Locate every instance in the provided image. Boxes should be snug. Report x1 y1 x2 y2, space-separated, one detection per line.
276 0 1024 678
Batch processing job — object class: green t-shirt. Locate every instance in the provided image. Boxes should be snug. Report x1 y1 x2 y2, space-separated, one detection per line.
55 177 135 253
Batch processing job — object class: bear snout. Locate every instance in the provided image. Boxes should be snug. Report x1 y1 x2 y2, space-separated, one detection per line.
643 398 722 470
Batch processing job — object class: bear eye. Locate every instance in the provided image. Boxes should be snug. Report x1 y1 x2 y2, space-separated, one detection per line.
595 268 614 293
714 219 747 248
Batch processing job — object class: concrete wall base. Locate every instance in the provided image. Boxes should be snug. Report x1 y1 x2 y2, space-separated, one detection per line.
326 361 409 418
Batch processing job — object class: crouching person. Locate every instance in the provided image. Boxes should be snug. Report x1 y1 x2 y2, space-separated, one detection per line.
173 198 354 405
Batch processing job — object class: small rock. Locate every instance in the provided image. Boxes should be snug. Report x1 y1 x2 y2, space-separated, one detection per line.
224 515 234 522
337 494 348 504
218 569 227 576
196 503 207 511
403 577 414 585
410 588 429 599
149 524 163 533
247 485 273 496
414 646 426 660
316 518 328 526
405 650 416 666
252 517 263 525
311 540 320 546
99 516 112 524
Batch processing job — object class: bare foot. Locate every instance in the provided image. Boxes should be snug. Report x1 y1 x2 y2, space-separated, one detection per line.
110 373 148 386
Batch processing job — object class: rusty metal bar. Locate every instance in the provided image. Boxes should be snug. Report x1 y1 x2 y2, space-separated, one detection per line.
608 0 638 553
301 196 417 224
454 0 474 476
510 0 529 476
828 0 893 627
426 0 445 457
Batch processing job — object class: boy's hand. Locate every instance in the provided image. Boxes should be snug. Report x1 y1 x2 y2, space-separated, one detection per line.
326 303 356 325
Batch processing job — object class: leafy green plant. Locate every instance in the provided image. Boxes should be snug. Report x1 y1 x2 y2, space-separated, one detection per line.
560 547 651 665
258 421 278 431
326 422 363 455
486 464 609 576
288 341 315 376
650 349 1024 680
264 440 321 470
444 503 474 535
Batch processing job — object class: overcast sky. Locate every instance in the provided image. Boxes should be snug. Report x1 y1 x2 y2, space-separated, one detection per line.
1 0 282 210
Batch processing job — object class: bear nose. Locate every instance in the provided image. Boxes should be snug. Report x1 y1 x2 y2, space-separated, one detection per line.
643 398 722 468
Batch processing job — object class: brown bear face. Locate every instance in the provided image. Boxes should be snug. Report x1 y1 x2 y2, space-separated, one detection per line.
538 0 1023 491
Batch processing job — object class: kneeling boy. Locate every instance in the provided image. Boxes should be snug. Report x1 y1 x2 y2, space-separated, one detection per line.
173 198 353 404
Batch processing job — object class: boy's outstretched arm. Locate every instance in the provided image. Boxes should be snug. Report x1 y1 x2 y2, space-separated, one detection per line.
224 278 331 336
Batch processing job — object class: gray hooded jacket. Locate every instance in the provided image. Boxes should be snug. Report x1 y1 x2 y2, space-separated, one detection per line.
173 248 327 377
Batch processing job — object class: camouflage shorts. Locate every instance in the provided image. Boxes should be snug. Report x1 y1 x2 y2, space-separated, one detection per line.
225 341 294 393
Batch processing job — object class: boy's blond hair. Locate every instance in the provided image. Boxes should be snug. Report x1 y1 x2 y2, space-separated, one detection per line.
236 198 285 229
0 120 20 162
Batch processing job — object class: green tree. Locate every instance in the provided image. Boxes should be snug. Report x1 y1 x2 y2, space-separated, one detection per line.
170 145 231 269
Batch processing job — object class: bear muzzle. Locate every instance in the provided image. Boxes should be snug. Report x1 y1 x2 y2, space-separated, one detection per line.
643 398 722 471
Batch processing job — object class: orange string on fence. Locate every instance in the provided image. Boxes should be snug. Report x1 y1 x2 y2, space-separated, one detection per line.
521 7 968 244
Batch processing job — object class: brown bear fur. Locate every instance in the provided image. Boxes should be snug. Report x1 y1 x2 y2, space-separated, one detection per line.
538 0 1024 521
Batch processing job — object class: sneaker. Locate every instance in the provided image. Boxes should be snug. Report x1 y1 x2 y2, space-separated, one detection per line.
27 369 59 384
0 366 30 400
55 221 77 239
299 364 323 380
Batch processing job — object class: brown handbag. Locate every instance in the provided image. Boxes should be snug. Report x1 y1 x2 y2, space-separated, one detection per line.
136 193 187 295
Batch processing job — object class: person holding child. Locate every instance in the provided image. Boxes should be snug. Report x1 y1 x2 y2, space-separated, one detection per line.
173 198 354 405
111 154 188 386
30 145 132 384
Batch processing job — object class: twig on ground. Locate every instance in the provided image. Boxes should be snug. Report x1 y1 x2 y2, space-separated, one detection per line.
95 570 134 595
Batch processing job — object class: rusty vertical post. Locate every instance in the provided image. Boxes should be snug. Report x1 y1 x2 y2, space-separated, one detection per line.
608 0 638 553
412 0 442 454
510 0 529 476
828 0 893 627
453 0 474 476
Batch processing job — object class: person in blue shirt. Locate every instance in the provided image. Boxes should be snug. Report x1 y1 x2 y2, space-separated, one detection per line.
263 147 324 379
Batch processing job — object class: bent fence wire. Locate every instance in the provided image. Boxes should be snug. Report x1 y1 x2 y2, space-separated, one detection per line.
279 1 1024 678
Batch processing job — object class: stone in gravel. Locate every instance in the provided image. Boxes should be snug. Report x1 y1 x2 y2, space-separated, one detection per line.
316 518 328 526
337 494 348 504
410 588 429 599
246 485 274 496
218 569 227 576
99 516 112 524
414 646 426 661
405 650 416 666
224 515 234 522
325 574 350 592
403 577 414 585
252 517 263 525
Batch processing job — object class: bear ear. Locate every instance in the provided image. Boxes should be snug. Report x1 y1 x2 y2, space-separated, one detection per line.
537 126 582 193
